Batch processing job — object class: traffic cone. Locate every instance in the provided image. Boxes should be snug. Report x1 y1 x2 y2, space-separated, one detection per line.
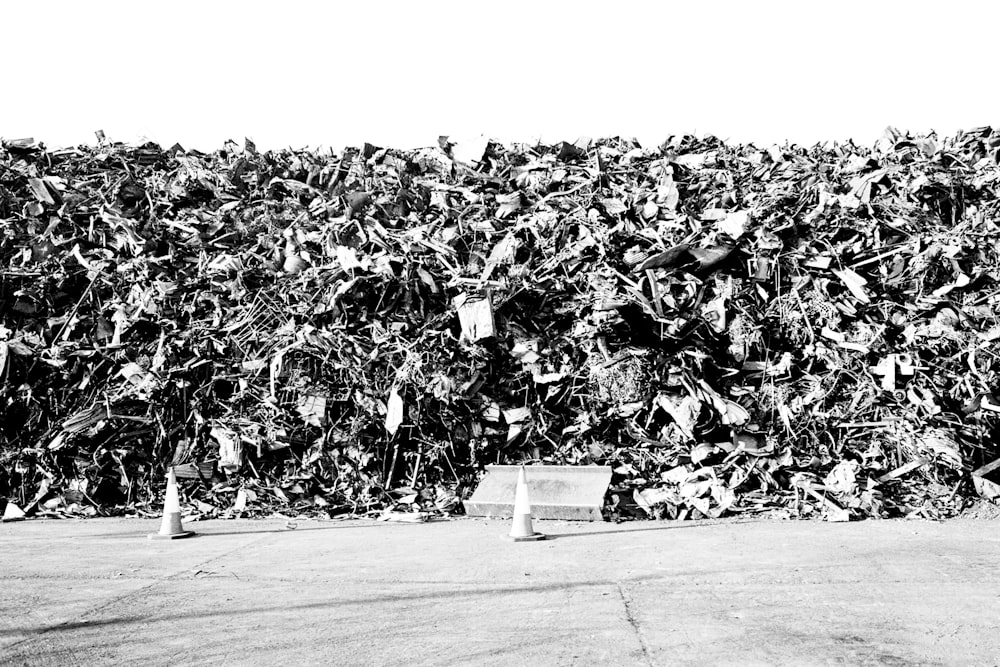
148 468 195 540
504 466 546 541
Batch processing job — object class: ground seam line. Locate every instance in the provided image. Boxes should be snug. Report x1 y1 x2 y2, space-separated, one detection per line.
617 581 654 666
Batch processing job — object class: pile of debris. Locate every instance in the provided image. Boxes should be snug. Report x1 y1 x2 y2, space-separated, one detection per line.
2 128 1000 522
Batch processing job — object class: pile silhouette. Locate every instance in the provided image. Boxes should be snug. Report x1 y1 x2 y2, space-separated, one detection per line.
2 127 999 521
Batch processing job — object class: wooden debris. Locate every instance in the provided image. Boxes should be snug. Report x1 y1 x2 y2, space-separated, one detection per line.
876 458 928 484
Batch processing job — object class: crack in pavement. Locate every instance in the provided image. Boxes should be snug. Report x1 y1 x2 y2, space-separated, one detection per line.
618 581 654 666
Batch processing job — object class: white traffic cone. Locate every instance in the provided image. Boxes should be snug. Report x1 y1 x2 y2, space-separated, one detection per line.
148 468 195 540
504 466 546 541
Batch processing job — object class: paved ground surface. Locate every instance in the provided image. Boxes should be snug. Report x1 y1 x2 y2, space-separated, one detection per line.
2 515 999 666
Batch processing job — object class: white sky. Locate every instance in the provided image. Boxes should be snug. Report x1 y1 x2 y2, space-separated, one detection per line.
3 0 997 151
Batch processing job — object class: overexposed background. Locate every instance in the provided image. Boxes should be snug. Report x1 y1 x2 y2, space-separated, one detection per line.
3 0 996 151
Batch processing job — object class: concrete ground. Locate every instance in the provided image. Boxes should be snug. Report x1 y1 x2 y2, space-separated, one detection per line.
1 516 998 666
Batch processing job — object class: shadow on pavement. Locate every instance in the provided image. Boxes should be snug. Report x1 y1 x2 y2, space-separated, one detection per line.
85 521 383 539
546 519 751 539
0 573 665 638
194 522 385 537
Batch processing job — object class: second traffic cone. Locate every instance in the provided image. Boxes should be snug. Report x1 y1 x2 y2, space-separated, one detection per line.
504 466 546 542
148 468 195 540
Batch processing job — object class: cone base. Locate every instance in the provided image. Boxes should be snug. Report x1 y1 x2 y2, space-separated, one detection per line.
148 531 195 540
502 532 546 542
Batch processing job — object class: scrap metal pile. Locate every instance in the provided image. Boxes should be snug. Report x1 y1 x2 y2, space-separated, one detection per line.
3 128 1000 521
